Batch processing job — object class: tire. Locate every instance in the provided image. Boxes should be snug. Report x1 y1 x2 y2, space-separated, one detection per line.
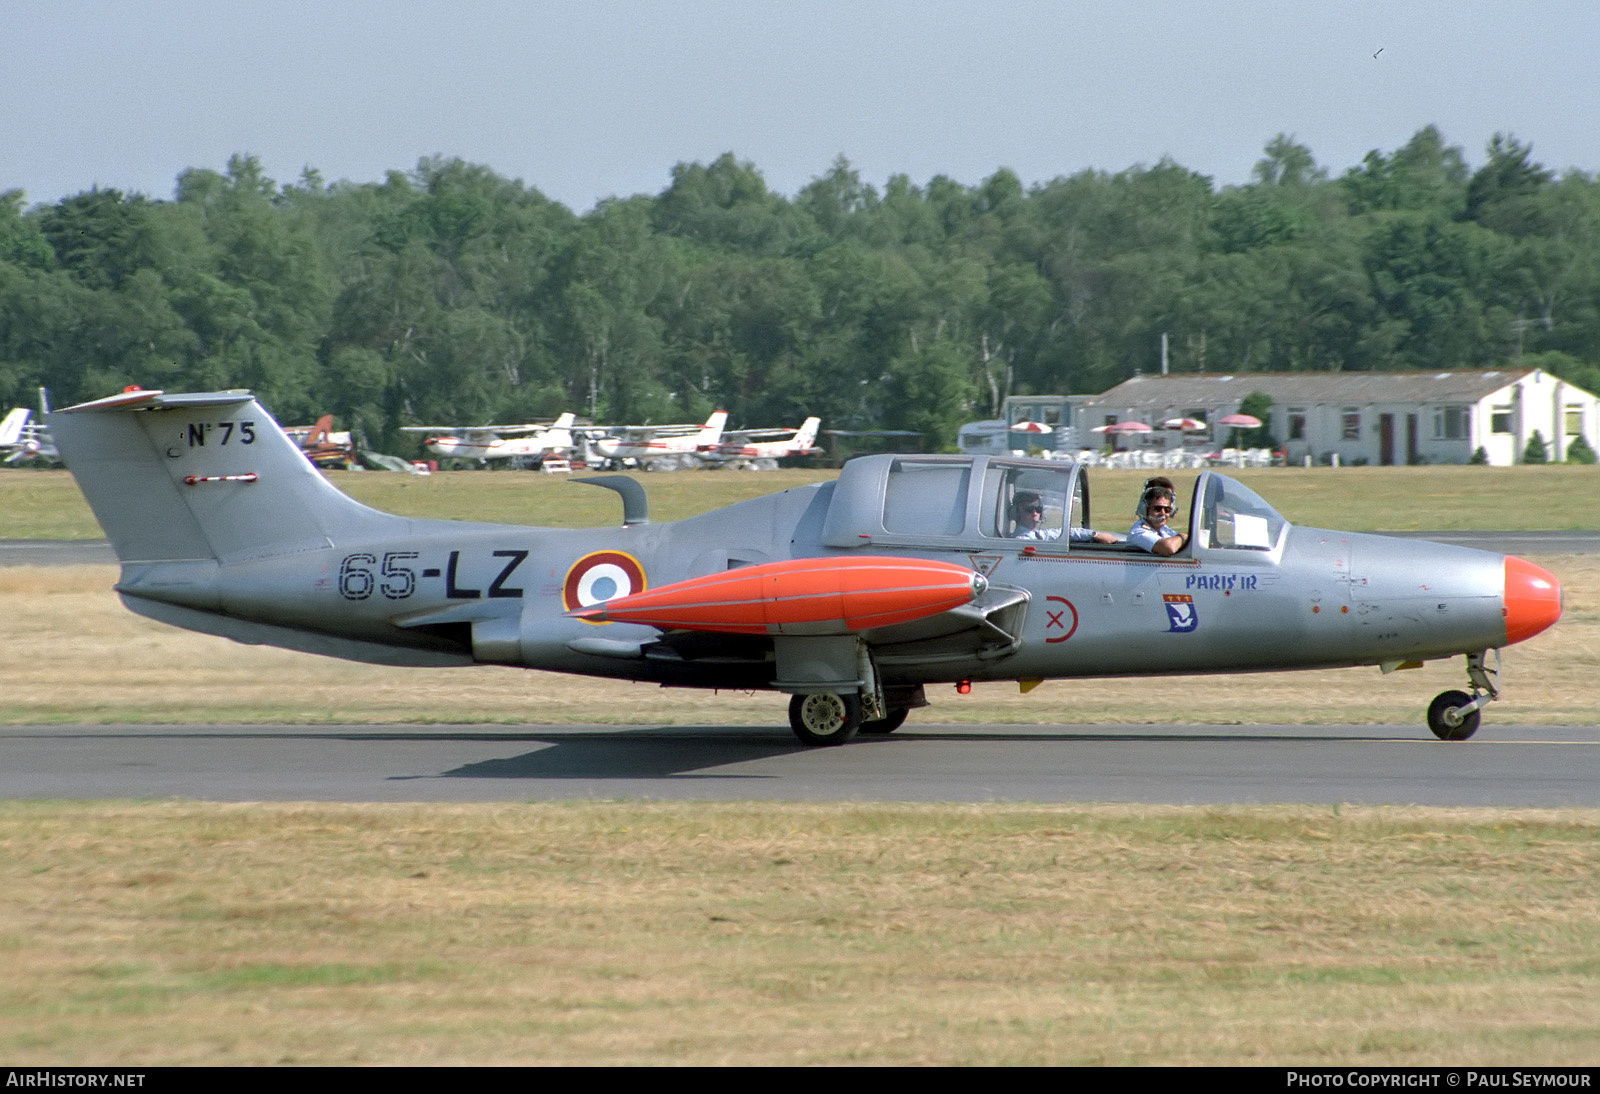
859 708 909 735
1427 689 1480 741
788 693 863 747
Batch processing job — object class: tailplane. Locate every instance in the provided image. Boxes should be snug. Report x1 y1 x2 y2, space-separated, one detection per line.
50 389 398 563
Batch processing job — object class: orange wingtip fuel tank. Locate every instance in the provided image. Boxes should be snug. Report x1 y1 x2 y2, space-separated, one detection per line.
567 556 988 635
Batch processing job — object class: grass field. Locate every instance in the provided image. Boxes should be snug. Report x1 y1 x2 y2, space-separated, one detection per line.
6 462 1600 538
3 800 1596 1066
2 463 1596 1066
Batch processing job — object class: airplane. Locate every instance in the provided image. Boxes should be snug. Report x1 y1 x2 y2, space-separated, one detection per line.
582 411 728 471
284 414 357 470
401 413 577 468
1 389 60 466
48 389 1562 747
704 416 823 469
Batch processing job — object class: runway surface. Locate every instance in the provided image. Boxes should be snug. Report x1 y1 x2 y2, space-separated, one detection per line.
2 722 1595 807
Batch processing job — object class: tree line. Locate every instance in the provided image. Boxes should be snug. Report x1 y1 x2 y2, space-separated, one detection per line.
3 127 1599 453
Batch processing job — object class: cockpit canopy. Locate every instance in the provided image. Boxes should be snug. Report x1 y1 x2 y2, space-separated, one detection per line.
822 453 1287 554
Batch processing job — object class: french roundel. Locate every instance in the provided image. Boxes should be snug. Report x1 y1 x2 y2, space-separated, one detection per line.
563 551 647 616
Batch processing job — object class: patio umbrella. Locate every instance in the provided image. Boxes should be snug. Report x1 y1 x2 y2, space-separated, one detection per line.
1216 413 1262 428
1008 420 1054 433
1161 417 1207 431
1093 421 1153 434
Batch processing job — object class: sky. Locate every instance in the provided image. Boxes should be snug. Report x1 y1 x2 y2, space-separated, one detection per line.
6 1 1599 212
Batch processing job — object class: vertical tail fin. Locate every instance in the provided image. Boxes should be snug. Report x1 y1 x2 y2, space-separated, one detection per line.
794 417 821 450
696 411 729 448
0 408 27 447
49 389 398 563
546 411 576 452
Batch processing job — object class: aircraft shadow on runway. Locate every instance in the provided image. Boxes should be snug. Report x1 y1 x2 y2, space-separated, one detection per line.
12 724 1431 783
428 725 1403 780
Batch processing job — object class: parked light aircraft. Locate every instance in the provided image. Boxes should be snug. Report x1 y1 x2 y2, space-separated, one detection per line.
402 413 577 467
583 411 727 471
284 414 356 470
705 416 823 469
1 390 60 466
50 390 1562 746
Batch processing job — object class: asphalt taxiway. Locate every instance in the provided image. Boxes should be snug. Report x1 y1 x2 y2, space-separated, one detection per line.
1 722 1594 807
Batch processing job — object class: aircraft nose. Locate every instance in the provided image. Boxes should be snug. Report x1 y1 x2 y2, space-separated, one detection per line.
1503 556 1562 645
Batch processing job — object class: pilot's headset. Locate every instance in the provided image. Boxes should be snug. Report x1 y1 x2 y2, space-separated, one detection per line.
1136 478 1179 523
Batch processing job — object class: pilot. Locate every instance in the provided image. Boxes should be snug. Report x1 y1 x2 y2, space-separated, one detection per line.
1128 479 1188 555
1012 490 1118 543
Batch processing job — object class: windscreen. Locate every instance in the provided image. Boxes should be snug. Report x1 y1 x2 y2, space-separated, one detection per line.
1198 474 1287 551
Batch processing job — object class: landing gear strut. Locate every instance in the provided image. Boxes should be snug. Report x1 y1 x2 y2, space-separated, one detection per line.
1426 650 1499 741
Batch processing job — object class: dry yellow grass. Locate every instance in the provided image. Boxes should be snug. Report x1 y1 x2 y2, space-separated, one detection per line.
1 800 1595 1066
1 556 1593 726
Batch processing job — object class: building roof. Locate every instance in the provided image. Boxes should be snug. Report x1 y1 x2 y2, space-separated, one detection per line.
1080 370 1543 410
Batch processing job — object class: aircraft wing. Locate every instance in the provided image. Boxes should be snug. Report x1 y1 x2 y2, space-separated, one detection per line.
724 427 796 441
600 424 699 437
399 422 563 437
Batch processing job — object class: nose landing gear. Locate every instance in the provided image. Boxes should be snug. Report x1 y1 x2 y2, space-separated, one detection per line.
1426 650 1499 741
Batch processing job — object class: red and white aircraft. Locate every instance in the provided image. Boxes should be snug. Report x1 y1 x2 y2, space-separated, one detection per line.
705 416 822 468
584 411 728 471
402 413 577 467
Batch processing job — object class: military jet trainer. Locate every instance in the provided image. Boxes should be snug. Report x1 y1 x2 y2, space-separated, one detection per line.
49 389 1562 746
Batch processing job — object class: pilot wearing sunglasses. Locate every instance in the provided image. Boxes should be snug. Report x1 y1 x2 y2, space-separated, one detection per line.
1128 478 1189 555
1011 490 1117 543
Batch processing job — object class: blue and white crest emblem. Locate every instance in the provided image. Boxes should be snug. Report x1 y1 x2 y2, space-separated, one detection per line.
1163 594 1198 633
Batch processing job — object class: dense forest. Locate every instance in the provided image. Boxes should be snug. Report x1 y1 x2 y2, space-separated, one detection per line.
3 127 1599 451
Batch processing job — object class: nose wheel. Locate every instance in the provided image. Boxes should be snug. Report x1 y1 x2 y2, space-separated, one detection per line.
1427 689 1481 740
1426 650 1499 741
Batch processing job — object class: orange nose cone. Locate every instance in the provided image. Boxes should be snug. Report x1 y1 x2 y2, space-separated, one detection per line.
1503 556 1562 645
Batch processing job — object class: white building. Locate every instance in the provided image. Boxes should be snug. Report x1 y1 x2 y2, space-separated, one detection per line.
1079 369 1600 466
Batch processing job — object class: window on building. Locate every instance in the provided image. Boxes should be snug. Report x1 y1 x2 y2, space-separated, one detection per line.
1565 406 1584 436
1491 406 1513 434
1287 409 1306 441
1341 408 1360 441
1434 406 1470 440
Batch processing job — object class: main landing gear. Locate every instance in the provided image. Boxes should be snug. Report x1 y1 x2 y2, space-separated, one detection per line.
1426 650 1499 741
788 693 863 746
786 694 912 745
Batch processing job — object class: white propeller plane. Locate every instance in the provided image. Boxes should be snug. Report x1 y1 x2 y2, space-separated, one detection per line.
583 411 728 471
705 416 823 469
402 413 577 468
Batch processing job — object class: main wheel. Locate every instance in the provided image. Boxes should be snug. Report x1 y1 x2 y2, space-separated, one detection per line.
1427 689 1481 741
788 693 862 746
859 708 909 735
